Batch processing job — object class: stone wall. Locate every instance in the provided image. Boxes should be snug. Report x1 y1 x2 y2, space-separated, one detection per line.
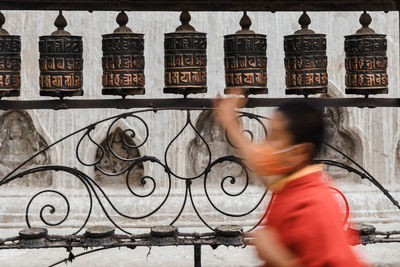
0 10 399 229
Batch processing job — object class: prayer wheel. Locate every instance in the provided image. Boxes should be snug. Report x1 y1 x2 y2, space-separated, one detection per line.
39 11 83 98
0 12 21 99
224 12 267 95
345 12 388 96
284 12 328 96
102 11 145 97
164 11 207 96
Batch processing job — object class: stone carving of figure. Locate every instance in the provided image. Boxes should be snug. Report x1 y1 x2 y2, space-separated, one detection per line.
187 111 255 185
317 107 361 180
0 111 51 186
94 127 144 186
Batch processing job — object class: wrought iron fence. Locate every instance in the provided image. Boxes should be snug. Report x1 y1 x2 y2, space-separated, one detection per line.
0 107 399 266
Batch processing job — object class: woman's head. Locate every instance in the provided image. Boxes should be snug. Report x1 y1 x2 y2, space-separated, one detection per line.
265 100 325 172
276 100 325 155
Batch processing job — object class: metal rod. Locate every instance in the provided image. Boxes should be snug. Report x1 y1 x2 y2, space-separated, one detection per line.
194 245 201 267
1 97 400 110
0 1 396 12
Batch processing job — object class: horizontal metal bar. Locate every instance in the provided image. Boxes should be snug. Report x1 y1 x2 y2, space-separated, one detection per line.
1 97 400 110
0 0 397 12
0 232 398 251
0 234 243 250
0 239 236 250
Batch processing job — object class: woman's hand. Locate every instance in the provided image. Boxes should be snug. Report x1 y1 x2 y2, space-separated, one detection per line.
212 96 247 130
212 95 259 169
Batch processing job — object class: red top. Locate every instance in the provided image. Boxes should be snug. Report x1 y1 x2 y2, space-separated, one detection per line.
263 171 367 267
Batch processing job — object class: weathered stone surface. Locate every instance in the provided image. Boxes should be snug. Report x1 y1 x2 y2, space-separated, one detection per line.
0 10 399 266
0 111 51 186
94 127 144 186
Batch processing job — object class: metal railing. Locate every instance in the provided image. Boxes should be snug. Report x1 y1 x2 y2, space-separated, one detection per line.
0 107 399 266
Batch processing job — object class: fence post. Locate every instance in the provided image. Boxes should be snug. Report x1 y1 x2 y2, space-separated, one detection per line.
194 245 201 267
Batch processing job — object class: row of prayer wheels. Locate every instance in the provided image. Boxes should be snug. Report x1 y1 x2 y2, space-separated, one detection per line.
0 10 388 99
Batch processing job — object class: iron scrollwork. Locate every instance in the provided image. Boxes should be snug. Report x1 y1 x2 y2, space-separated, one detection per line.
0 107 399 241
0 108 270 236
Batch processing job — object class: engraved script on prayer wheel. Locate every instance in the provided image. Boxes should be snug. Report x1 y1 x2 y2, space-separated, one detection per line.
345 12 388 95
284 12 328 96
39 11 83 98
0 12 21 99
224 11 267 95
102 11 145 97
164 11 207 95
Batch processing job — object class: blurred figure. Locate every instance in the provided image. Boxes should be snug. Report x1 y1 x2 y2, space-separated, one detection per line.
213 97 368 267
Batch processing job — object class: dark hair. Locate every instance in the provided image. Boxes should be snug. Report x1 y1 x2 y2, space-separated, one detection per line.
277 100 325 156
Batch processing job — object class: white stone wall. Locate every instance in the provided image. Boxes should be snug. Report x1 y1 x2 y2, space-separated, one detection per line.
0 9 400 267
0 10 399 228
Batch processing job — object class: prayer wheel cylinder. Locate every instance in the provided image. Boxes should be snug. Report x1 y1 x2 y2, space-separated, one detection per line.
0 12 21 99
284 12 328 96
224 12 267 95
39 11 83 98
345 12 388 95
164 11 207 96
102 11 145 97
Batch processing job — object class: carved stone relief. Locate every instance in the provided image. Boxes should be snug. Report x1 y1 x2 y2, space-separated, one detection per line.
187 111 257 186
0 111 52 186
394 142 400 182
317 106 362 181
94 127 144 186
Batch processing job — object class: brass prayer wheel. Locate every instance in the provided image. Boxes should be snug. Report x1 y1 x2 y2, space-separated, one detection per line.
345 12 388 95
0 12 21 99
224 12 267 95
284 12 328 96
164 11 207 95
39 11 83 98
102 11 145 97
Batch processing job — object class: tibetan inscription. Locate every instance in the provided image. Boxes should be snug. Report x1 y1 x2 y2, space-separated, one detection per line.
345 34 388 95
284 34 328 95
39 35 83 97
102 33 145 96
224 34 267 95
164 32 207 95
0 35 21 98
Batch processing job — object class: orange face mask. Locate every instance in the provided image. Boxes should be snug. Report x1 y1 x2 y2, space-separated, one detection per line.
253 145 300 176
